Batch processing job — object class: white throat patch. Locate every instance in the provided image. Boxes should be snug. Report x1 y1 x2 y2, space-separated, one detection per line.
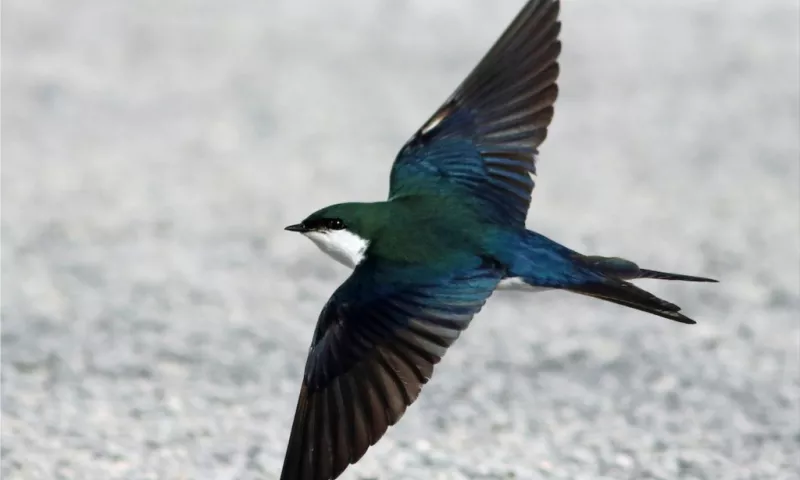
304 229 370 268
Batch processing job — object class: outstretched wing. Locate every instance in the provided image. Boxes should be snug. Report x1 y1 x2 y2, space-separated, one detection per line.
389 0 561 227
280 257 502 480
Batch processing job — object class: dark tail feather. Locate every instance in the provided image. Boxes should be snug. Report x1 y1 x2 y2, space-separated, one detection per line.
579 256 718 283
636 269 718 283
567 280 697 324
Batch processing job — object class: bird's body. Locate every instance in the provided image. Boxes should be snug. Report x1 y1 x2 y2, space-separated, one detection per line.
316 197 490 267
297 196 570 281
298 196 710 317
279 1 717 478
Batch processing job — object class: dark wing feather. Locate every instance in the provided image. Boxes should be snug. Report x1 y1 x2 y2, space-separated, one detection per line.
390 0 561 227
280 257 502 480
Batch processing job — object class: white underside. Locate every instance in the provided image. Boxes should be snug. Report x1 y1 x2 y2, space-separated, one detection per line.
497 277 551 293
306 231 550 293
304 229 369 268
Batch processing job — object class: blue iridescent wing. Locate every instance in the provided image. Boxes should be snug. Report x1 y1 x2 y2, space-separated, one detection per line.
280 256 502 480
390 0 561 227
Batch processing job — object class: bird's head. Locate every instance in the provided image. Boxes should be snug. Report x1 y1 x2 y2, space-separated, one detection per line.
285 202 379 268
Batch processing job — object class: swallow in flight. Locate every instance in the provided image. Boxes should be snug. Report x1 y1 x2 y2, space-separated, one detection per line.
280 1 716 478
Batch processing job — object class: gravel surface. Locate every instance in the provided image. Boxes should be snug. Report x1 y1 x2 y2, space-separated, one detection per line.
2 1 799 479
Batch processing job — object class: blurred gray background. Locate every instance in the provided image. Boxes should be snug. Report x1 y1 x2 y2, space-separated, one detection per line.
2 1 799 479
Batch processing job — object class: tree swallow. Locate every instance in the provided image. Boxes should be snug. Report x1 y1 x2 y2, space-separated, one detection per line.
280 0 716 478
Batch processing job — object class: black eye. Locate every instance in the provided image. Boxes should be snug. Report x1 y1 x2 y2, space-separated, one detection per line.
326 218 345 230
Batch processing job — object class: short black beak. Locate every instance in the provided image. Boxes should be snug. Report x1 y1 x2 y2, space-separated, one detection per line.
284 223 307 233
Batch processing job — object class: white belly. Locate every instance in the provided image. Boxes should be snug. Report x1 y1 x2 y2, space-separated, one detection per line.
497 277 551 293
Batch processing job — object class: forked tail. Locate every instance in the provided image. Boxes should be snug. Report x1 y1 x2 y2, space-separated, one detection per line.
580 255 717 283
502 233 717 324
567 255 718 324
567 279 699 324
635 269 716 282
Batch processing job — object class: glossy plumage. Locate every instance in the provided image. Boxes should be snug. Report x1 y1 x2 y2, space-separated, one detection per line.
390 0 560 225
281 255 501 479
280 1 716 479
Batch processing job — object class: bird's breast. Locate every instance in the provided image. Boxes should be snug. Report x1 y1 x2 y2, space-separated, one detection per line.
304 230 370 268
